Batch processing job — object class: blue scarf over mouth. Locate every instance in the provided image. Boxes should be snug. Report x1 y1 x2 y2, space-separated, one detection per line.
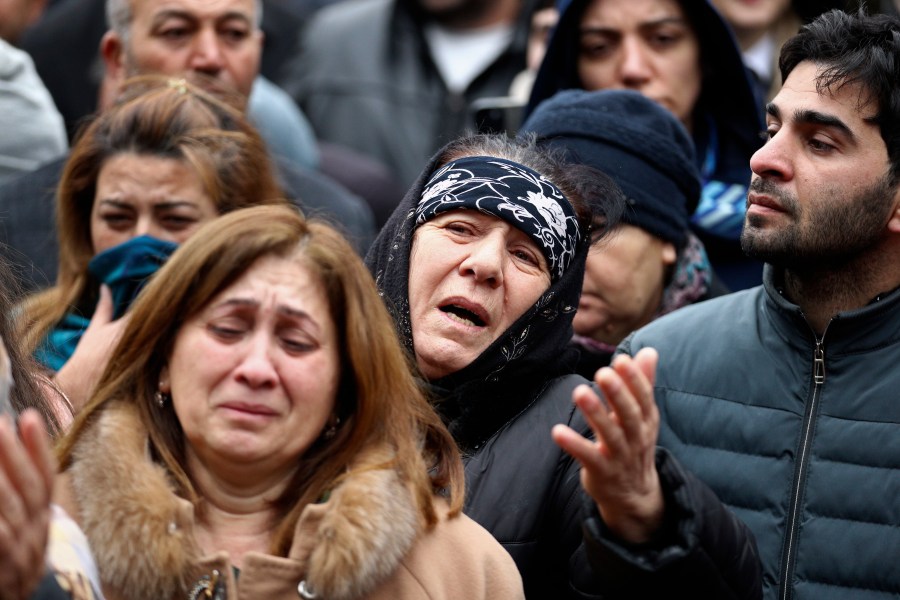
36 235 178 372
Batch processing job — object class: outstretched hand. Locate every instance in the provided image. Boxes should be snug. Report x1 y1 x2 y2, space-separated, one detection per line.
55 285 129 411
552 347 664 544
0 409 56 600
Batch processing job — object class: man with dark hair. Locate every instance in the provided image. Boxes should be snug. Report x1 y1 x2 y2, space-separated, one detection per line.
569 9 900 599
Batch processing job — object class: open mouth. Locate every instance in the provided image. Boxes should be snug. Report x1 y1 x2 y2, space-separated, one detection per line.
440 304 486 327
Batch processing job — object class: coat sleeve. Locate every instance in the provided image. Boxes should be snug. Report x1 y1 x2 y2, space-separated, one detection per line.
581 448 762 600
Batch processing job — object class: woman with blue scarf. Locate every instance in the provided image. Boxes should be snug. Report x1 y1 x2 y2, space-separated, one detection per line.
18 75 284 413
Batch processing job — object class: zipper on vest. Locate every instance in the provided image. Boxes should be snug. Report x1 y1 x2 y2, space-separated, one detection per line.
779 332 827 600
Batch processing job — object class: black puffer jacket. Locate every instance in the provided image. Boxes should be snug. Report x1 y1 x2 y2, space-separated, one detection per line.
366 146 761 598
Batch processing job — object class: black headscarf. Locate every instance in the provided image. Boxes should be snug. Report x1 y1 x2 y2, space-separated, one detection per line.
365 146 590 451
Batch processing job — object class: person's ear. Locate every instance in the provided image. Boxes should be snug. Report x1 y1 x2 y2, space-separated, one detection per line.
661 242 677 266
100 31 127 88
889 185 900 234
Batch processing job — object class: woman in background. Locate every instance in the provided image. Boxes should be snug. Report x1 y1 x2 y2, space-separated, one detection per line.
18 76 284 410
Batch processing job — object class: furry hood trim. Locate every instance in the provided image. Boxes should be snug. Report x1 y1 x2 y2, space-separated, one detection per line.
66 400 421 599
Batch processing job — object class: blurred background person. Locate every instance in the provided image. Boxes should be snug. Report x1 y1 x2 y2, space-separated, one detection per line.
0 0 376 287
527 0 765 291
53 204 524 599
16 76 285 411
0 36 66 186
710 0 853 102
280 0 539 188
521 89 729 377
19 0 397 232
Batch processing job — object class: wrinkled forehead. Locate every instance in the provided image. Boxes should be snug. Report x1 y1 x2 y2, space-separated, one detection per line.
130 0 260 27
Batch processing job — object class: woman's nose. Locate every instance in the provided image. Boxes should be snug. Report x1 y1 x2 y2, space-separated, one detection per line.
234 334 278 388
459 233 505 287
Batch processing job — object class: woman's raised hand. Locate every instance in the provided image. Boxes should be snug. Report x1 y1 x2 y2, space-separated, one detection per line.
552 347 664 544
55 285 129 411
0 409 56 600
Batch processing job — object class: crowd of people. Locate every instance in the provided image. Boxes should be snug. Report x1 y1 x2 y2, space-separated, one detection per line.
0 0 898 599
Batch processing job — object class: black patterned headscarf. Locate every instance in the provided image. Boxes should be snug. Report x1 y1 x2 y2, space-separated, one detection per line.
415 156 581 281
366 149 590 450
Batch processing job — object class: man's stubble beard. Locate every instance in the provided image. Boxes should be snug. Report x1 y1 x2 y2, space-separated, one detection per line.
740 174 896 271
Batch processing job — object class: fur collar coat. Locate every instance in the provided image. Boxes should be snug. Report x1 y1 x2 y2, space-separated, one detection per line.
56 401 524 599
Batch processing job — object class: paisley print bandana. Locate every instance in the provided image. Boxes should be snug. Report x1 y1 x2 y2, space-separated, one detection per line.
414 156 580 281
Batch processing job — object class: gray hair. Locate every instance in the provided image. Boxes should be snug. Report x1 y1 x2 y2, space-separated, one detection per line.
105 0 263 48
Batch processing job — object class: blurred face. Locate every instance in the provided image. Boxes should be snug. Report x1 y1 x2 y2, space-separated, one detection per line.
528 7 559 72
574 225 676 345
90 153 218 255
116 0 262 103
408 210 551 380
164 254 340 479
743 61 900 268
0 0 45 45
578 0 701 129
710 0 790 45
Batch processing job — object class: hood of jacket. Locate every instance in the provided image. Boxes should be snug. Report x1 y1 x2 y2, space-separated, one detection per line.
526 0 763 177
365 144 590 451
65 401 421 600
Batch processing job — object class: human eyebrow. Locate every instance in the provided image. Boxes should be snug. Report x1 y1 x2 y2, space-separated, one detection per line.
96 199 132 209
793 108 857 144
150 9 195 27
765 103 781 120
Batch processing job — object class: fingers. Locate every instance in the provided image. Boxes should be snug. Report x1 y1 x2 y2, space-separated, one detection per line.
551 423 600 468
633 347 658 387
17 410 56 497
88 284 115 329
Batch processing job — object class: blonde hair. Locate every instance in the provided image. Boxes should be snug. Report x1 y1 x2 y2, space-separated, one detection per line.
58 205 464 555
19 76 283 358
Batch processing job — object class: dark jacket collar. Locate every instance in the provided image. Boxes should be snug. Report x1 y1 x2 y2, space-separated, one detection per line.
762 263 900 354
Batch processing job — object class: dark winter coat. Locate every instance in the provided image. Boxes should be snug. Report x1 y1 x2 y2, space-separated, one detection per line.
621 265 900 599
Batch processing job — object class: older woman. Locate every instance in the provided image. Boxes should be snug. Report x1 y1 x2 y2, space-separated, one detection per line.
366 134 762 598
50 205 523 599
18 76 284 411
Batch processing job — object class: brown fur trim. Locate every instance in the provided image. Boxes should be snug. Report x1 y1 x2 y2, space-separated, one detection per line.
69 403 421 600
303 450 421 599
68 402 198 599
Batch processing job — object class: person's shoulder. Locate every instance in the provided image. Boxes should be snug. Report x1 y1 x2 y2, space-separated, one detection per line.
398 502 525 598
628 286 765 349
309 0 393 30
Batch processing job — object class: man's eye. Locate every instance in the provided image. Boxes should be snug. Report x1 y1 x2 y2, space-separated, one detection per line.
159 28 189 41
221 28 249 43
